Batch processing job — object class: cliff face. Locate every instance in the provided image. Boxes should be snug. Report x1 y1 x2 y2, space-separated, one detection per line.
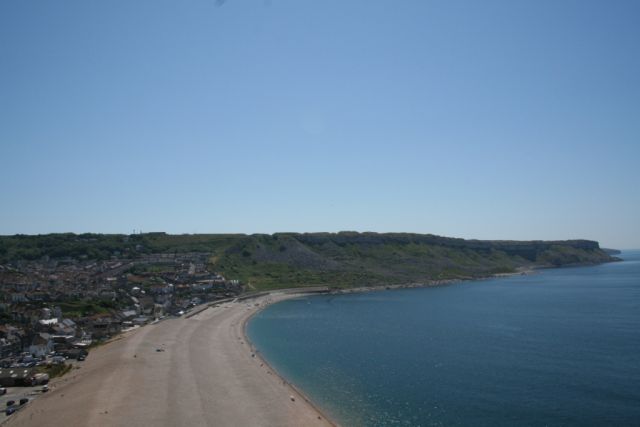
0 232 617 290
291 232 603 262
213 233 615 290
602 248 622 255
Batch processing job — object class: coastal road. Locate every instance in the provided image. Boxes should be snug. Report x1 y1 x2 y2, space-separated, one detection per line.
7 297 332 427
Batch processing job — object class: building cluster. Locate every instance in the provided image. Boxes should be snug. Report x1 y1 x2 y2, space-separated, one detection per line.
0 253 243 371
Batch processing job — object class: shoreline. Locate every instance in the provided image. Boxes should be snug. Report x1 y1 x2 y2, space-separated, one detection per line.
235 271 537 427
3 271 536 426
6 293 333 427
5 261 615 426
233 266 550 425
231 257 639 426
241 292 339 427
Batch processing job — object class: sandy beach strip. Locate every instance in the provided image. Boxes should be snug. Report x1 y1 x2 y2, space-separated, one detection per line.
6 293 334 427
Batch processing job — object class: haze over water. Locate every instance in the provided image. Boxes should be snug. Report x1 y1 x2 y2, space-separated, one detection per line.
248 251 640 426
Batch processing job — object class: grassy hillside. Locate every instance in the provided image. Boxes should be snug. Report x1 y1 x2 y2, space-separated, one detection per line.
0 232 616 291
210 233 615 290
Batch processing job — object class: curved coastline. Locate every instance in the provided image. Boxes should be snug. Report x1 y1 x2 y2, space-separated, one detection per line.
4 262 616 427
242 292 339 427
5 294 333 427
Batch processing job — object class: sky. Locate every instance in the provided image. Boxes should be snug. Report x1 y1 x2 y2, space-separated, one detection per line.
1 0 639 249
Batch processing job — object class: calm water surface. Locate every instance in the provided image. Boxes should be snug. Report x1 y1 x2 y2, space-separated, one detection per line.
247 251 640 426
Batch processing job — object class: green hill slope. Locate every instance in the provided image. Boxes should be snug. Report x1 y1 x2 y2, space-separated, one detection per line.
209 233 615 290
0 232 616 291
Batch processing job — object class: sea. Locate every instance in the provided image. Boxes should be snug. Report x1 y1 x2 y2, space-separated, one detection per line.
247 250 640 426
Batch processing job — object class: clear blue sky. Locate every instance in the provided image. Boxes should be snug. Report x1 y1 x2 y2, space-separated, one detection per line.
1 0 639 249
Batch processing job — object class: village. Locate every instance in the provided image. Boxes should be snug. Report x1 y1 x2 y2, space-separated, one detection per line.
0 251 243 411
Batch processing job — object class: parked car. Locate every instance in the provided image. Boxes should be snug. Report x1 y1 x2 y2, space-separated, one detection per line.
31 373 49 386
6 400 15 407
5 408 15 416
0 387 6 395
19 398 28 406
52 356 65 364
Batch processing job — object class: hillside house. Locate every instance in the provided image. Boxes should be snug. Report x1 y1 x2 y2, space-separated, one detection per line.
29 332 54 357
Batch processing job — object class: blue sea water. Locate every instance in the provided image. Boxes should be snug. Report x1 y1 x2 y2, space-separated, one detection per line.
247 251 640 426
